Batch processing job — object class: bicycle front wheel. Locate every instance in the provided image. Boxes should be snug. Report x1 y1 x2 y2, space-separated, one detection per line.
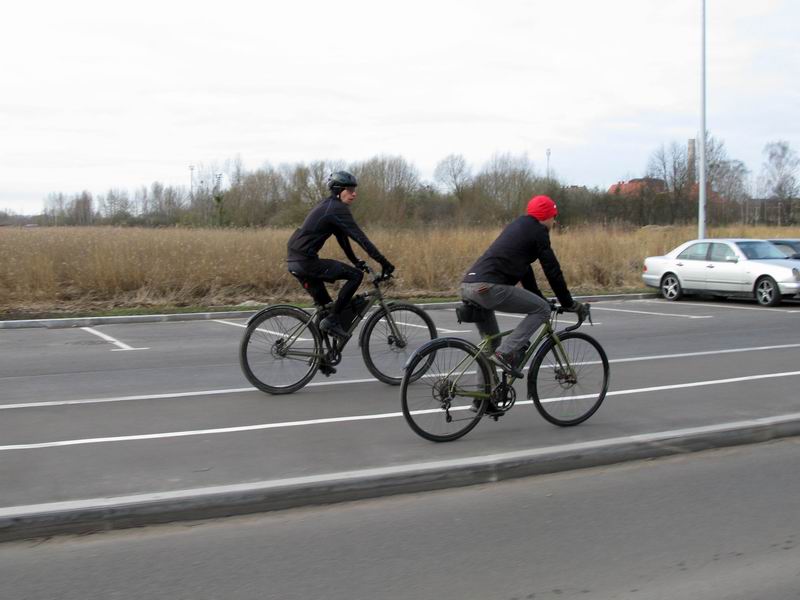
528 331 609 426
401 338 492 442
239 306 321 395
361 303 437 385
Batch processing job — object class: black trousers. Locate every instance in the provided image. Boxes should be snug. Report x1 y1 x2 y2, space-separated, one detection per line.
287 259 363 316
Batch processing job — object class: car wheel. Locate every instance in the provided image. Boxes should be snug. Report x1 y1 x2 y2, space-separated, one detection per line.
661 273 683 301
755 276 781 307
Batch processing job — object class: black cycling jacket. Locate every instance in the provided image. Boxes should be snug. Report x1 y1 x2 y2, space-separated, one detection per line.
462 215 574 307
287 195 386 265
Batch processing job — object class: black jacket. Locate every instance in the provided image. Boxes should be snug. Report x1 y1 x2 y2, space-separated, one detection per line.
287 195 386 265
462 215 574 307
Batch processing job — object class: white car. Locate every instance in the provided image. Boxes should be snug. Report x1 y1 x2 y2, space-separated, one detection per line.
643 238 800 306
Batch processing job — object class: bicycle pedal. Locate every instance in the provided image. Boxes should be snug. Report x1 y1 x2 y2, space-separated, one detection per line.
319 365 337 377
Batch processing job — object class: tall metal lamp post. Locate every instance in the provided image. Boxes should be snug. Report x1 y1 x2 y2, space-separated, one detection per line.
546 148 551 180
698 0 708 239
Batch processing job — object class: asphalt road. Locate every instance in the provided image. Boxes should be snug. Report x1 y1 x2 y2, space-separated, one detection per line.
1 297 800 509
1 438 799 600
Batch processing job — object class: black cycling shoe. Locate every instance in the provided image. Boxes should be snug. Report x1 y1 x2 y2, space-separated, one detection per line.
319 364 337 377
490 351 524 379
319 316 348 338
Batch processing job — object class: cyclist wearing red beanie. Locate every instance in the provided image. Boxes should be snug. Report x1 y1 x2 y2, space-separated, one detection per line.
461 194 587 380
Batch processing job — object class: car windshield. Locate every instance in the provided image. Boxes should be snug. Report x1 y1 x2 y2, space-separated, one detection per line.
735 241 787 260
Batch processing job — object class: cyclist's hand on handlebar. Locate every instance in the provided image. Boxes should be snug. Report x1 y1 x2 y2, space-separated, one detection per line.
567 301 590 320
379 258 395 278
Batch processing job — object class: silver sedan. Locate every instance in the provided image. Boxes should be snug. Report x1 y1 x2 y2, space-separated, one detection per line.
643 238 800 306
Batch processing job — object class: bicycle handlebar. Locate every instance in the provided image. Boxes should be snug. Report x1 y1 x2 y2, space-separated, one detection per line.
362 264 394 284
550 301 592 332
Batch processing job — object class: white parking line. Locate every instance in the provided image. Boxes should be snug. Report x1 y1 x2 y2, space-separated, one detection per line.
590 307 712 319
4 342 800 411
80 327 149 351
639 299 800 314
2 370 799 451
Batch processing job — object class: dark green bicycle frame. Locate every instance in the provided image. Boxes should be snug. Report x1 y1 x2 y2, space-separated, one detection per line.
270 288 405 361
445 318 575 401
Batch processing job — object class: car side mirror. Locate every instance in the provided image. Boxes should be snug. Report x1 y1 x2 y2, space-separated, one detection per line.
725 256 738 263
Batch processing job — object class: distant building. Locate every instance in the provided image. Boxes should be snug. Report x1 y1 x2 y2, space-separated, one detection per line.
608 177 666 196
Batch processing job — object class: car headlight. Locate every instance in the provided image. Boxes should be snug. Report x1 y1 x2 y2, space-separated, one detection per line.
794 268 800 281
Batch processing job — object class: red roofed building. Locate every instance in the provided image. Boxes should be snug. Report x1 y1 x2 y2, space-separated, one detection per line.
608 177 666 195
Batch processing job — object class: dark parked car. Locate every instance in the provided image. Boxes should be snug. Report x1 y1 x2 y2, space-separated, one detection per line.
768 239 800 260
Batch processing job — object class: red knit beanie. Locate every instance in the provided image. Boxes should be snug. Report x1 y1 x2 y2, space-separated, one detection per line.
526 195 558 221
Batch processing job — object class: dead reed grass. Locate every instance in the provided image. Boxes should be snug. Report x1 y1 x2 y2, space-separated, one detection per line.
2 224 799 314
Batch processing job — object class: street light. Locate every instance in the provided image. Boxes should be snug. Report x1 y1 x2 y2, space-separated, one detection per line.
189 165 195 200
698 0 708 239
546 148 551 180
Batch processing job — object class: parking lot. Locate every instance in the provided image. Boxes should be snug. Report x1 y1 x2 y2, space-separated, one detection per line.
1 296 799 510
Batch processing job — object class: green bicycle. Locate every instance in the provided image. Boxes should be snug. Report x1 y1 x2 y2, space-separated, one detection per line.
240 266 437 394
400 302 609 442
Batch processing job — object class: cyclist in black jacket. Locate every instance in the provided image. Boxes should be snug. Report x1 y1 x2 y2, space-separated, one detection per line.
287 171 395 338
461 195 587 378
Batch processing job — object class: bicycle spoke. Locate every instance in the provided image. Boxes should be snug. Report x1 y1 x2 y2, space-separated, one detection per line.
363 304 436 385
530 332 609 426
240 308 321 394
401 339 490 442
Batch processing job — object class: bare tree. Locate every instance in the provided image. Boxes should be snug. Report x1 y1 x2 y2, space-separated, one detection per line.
473 153 538 220
760 140 799 224
434 154 472 206
647 142 689 223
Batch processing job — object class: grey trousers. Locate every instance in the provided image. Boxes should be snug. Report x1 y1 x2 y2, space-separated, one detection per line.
460 282 551 356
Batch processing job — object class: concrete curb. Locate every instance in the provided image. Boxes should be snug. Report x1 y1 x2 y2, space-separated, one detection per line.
0 293 656 329
1 410 798 542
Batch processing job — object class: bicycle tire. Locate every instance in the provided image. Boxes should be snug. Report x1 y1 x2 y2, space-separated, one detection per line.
239 306 321 395
528 331 609 426
401 337 491 442
361 302 437 385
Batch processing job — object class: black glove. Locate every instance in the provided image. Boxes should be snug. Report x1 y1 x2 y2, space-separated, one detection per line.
568 301 590 320
379 259 395 276
354 259 369 272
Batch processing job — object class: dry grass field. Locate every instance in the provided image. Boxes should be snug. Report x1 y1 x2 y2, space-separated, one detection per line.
2 224 799 317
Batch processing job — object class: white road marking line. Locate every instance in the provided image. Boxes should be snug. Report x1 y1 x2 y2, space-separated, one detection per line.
2 370 800 452
213 319 247 328
639 299 800 313
213 319 314 341
218 317 465 335
590 306 712 319
80 327 149 351
393 320 470 334
479 311 603 326
4 342 800 411
607 343 800 364
6 409 800 518
0 379 378 410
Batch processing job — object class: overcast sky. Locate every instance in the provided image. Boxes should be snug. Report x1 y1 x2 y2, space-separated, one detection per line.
2 0 798 215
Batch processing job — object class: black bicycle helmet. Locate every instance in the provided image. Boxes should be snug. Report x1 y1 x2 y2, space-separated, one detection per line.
327 170 358 191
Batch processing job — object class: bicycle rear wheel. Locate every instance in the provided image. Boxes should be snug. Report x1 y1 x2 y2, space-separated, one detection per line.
239 306 321 395
401 338 492 442
361 303 437 385
528 331 609 426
